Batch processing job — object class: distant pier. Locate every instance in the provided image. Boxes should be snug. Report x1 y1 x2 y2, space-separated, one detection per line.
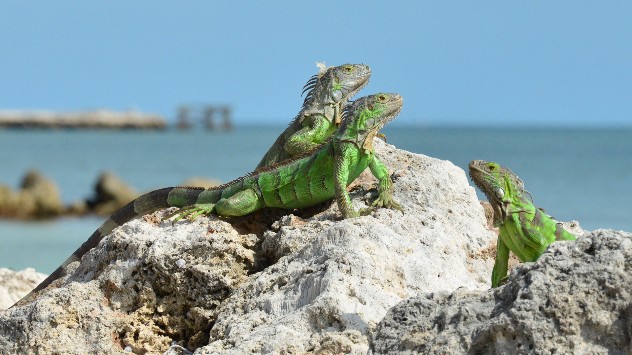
176 104 233 131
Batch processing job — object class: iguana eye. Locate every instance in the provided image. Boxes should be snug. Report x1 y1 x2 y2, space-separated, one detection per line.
343 65 354 73
331 90 342 102
494 187 505 199
378 94 387 101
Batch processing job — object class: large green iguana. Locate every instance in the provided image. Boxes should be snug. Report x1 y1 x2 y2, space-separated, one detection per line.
468 160 577 287
256 63 371 169
18 93 403 304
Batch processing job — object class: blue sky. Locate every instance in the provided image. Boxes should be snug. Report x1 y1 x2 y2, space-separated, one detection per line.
1 2 630 127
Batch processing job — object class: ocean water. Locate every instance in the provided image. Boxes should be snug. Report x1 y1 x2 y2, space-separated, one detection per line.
1 126 631 273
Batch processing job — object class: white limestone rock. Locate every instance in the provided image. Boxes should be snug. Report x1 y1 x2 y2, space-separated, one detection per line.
0 268 46 311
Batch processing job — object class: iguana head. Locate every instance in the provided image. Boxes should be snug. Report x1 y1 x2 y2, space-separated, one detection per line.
468 160 527 225
301 63 371 123
336 93 403 150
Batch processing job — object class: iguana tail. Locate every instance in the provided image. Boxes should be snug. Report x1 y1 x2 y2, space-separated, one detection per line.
15 186 206 306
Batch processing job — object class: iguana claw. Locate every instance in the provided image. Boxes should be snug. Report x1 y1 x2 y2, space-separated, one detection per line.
359 206 374 216
163 204 215 224
372 193 403 213
342 206 374 219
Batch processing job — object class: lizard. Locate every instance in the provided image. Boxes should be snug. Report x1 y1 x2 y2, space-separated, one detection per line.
255 63 371 169
17 92 403 305
468 160 577 288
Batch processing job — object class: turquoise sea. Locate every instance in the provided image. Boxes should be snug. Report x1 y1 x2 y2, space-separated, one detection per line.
1 127 631 273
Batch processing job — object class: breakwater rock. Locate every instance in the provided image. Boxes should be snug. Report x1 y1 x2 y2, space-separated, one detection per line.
0 170 138 219
1 172 221 219
0 139 498 353
371 229 632 354
0 170 63 218
85 172 139 216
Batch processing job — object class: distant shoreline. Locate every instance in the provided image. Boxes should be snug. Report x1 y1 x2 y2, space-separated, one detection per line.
0 110 166 130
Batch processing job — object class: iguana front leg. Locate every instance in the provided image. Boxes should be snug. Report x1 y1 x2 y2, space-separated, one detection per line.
368 155 402 211
284 116 333 156
518 215 550 255
491 236 510 288
333 148 371 218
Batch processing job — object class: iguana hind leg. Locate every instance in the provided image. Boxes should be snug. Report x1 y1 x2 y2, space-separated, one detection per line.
165 188 263 221
214 188 264 216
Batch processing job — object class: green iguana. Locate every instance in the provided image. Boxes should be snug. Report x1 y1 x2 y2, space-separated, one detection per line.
469 160 577 287
256 63 371 169
18 93 403 304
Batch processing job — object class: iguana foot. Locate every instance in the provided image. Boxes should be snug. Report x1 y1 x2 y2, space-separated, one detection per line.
163 204 215 224
341 206 374 219
358 206 374 216
372 193 403 213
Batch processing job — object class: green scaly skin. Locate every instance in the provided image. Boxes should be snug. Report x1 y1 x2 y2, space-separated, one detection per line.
17 93 402 305
469 160 577 288
256 63 371 169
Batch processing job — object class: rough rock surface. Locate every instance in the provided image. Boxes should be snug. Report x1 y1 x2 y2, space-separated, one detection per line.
371 229 632 354
0 140 497 353
0 268 47 311
0 170 63 218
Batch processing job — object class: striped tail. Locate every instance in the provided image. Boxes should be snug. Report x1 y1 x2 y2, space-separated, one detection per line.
13 186 206 307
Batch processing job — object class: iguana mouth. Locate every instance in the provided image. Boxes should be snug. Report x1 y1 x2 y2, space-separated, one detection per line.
362 102 403 151
384 94 404 124
345 75 371 102
379 104 402 130
469 171 488 197
468 162 493 199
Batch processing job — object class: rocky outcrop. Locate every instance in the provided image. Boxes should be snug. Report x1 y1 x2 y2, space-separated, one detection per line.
0 139 497 354
371 229 632 354
0 268 47 311
0 170 64 218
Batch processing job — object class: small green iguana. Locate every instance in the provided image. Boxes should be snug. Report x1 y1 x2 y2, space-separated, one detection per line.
469 160 577 288
256 63 371 169
18 93 403 304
